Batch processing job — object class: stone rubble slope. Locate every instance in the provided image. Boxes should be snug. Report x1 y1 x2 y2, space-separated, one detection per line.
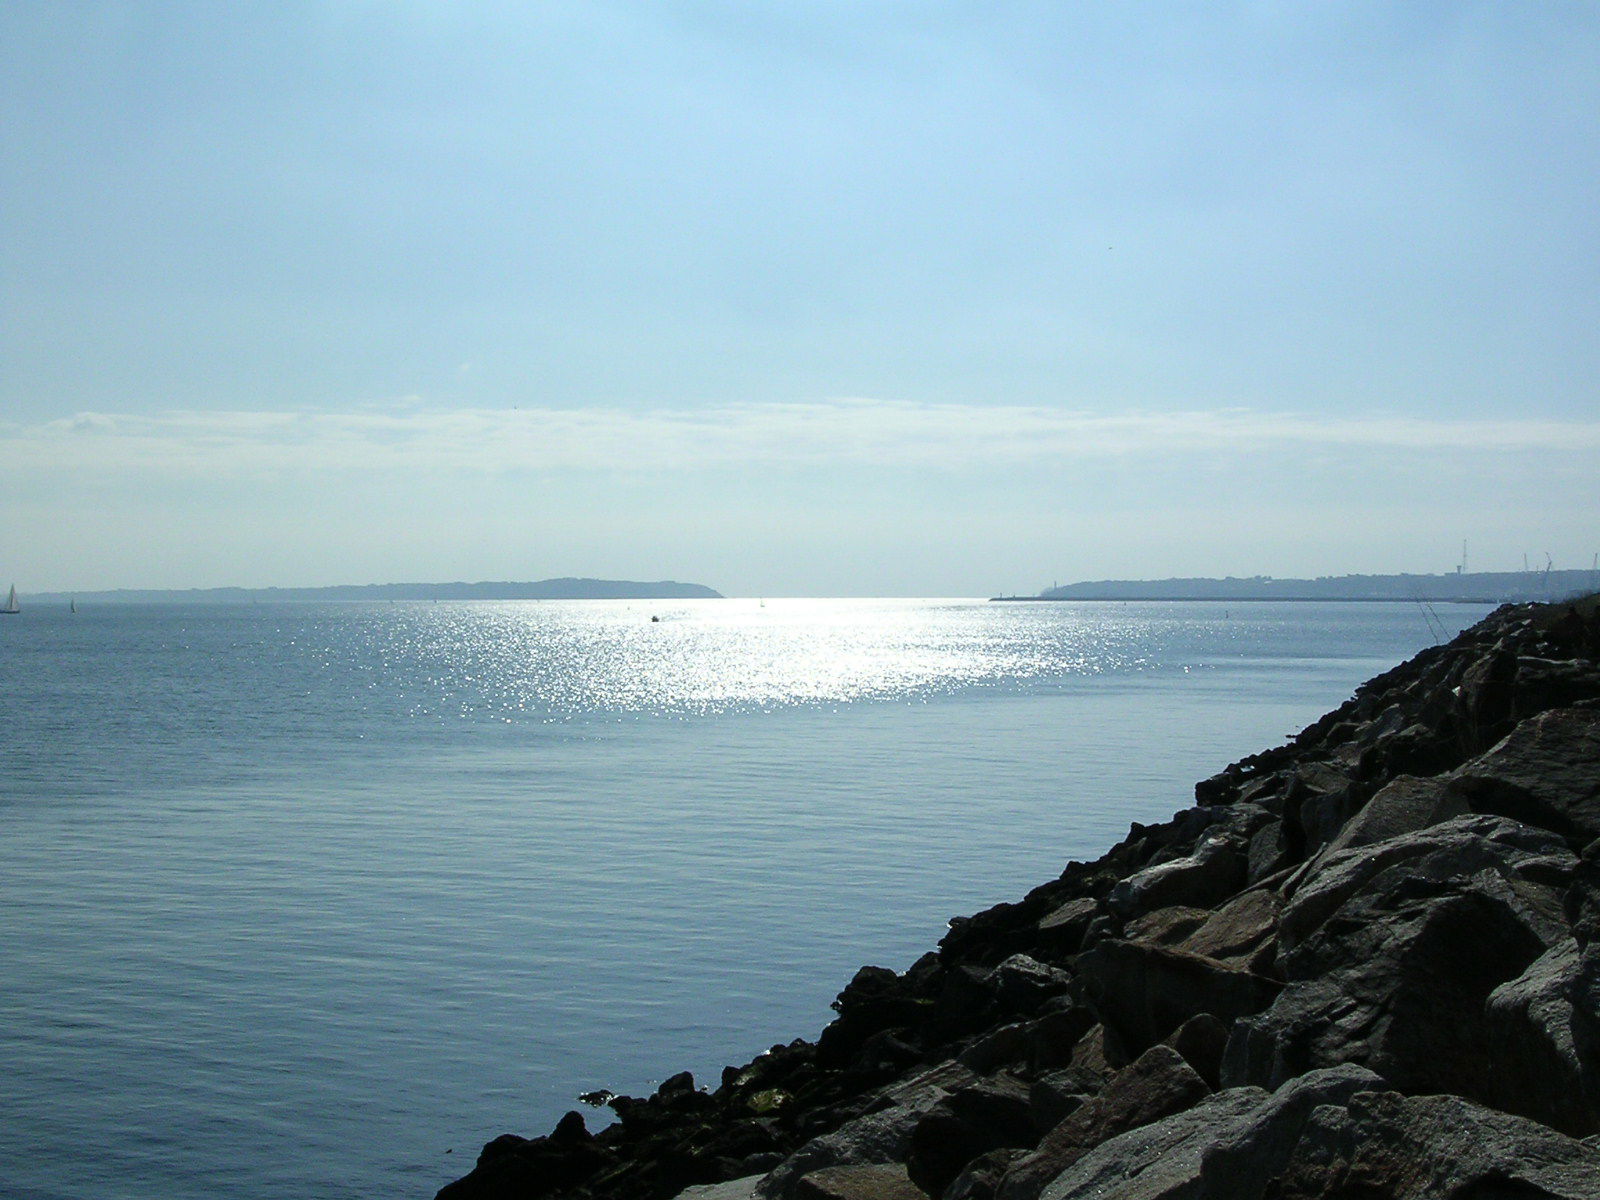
434 596 1600 1200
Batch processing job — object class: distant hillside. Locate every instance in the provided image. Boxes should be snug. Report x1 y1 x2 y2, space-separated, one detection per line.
1004 569 1599 603
26 578 724 605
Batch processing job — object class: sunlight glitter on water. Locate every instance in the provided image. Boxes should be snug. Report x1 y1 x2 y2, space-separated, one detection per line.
344 598 1155 720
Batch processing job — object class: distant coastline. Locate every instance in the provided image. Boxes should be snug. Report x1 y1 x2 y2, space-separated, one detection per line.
995 568 1599 605
23 577 724 605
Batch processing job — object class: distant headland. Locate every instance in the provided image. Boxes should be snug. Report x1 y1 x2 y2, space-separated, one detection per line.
25 578 724 605
995 569 1600 604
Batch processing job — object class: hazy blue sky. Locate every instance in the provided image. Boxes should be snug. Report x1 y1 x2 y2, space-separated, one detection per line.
4 2 1597 595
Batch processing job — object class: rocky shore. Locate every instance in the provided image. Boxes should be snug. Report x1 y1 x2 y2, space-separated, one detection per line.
436 596 1600 1200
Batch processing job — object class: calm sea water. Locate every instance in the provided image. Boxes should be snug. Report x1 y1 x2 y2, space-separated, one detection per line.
0 597 1490 1199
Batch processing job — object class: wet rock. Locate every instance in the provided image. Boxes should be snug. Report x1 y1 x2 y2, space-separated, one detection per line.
818 968 925 1068
435 1114 607 1199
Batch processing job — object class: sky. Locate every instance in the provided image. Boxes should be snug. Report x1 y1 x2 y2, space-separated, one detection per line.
2 2 1597 597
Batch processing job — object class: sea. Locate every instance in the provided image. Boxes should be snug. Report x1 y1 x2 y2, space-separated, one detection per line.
0 596 1492 1200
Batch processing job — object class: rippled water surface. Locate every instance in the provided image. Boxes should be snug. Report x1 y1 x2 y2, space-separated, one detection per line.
0 598 1491 1199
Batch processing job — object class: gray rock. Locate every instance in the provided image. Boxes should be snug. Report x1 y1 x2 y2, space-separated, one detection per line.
1272 1089 1600 1199
676 1177 764 1200
905 1074 1034 1198
1106 833 1246 919
755 1063 973 1199
1075 939 1280 1055
1246 819 1292 883
989 954 1074 1017
1160 1013 1229 1090
1446 706 1600 842
792 1163 927 1200
1122 905 1211 947
1034 1066 1379 1200
945 1149 1027 1200
1176 886 1280 969
1277 813 1569 958
1031 1071 1600 1199
1485 937 1600 1136
1027 1069 1101 1132
1225 845 1566 1097
995 1045 1209 1200
1029 1086 1270 1200
1317 773 1467 858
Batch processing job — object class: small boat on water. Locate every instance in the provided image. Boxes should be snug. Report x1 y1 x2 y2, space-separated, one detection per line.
2 584 18 614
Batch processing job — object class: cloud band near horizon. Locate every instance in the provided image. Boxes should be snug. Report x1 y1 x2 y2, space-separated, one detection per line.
7 400 1599 478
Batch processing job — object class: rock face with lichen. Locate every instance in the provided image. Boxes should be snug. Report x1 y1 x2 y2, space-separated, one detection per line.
433 596 1600 1200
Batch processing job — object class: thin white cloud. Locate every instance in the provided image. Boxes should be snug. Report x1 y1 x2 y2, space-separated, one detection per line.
4 400 1598 479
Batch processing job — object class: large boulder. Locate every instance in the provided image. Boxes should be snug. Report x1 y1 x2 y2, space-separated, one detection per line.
1314 773 1467 859
905 1074 1034 1198
1033 1065 1379 1200
1105 832 1247 919
792 1163 926 1200
1225 817 1573 1098
754 1063 973 1199
1275 814 1571 959
1033 1078 1600 1200
1484 937 1600 1136
1268 1089 1600 1199
1074 939 1280 1056
994 1045 1209 1200
1445 706 1600 843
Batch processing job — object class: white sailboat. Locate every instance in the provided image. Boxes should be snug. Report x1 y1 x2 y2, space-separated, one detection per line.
2 584 18 614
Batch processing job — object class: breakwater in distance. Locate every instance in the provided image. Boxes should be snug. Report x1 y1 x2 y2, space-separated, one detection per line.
1001 568 1600 605
436 595 1600 1200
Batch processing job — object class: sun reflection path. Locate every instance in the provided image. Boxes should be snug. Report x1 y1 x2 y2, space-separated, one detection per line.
342 598 1165 723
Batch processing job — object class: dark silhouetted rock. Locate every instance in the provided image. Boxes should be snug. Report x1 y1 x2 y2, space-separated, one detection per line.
905 1074 1033 1198
1160 1013 1229 1090
1486 937 1600 1136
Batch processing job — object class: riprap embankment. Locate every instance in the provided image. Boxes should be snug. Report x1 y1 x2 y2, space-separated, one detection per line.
435 596 1600 1200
